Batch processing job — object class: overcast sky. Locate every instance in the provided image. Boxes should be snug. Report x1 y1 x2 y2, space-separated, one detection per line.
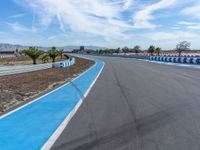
0 0 200 49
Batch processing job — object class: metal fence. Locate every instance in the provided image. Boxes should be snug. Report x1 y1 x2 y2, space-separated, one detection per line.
0 63 52 76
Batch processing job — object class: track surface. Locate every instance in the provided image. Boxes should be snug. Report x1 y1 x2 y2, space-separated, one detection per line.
52 55 200 150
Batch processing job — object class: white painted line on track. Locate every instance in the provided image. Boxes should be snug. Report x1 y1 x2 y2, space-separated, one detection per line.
41 60 105 150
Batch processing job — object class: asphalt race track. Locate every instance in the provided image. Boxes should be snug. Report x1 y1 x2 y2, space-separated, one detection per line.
52 55 200 150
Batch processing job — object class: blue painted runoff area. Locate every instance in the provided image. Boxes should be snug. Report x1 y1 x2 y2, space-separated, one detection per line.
0 58 104 150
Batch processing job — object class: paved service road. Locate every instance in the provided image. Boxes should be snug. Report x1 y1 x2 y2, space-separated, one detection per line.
52 56 200 150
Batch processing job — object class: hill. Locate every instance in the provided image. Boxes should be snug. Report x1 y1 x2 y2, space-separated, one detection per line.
0 43 107 52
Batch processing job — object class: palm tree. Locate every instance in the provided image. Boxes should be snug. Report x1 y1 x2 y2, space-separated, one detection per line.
155 47 161 56
58 49 64 59
148 45 155 56
48 47 59 62
22 47 44 64
41 54 49 63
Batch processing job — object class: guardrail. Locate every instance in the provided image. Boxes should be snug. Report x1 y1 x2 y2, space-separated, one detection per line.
0 58 76 76
150 56 200 64
0 55 15 59
86 54 150 60
0 63 52 76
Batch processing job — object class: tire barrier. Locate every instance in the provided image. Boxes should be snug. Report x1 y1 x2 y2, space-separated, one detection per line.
149 56 200 64
52 57 75 68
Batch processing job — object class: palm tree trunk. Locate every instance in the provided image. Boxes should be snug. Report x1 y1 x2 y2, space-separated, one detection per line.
33 59 37 64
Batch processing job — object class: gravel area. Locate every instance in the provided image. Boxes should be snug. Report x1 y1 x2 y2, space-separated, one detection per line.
0 57 94 113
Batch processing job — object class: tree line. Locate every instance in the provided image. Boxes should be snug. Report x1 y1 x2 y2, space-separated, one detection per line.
97 41 191 56
97 45 143 55
17 41 192 64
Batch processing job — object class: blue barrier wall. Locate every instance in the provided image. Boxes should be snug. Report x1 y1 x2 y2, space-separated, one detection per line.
150 56 200 64
53 57 75 68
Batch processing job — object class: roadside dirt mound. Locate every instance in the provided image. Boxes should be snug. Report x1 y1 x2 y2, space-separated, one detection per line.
0 57 94 113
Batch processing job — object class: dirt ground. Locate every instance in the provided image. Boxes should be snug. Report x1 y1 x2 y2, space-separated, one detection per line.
0 57 95 113
0 56 66 66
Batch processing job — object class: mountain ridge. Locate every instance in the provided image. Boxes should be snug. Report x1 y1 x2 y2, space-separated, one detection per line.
0 43 107 52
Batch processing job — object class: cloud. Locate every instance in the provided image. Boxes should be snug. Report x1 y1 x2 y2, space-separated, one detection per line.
123 0 135 10
181 2 200 18
9 0 200 48
8 13 27 19
133 0 177 29
7 22 36 33
172 26 181 30
14 0 134 41
149 31 199 41
178 21 197 25
187 26 200 29
178 21 200 29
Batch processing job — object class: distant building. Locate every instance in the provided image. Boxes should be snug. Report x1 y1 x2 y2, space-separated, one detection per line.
80 46 85 51
72 46 96 54
72 46 85 53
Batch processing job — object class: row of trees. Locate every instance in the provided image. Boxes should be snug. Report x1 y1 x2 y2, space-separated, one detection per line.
121 45 142 54
147 41 191 56
98 45 155 55
97 41 191 56
98 45 142 54
20 47 66 64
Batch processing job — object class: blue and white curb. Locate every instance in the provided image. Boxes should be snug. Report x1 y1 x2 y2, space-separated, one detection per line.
0 57 104 150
